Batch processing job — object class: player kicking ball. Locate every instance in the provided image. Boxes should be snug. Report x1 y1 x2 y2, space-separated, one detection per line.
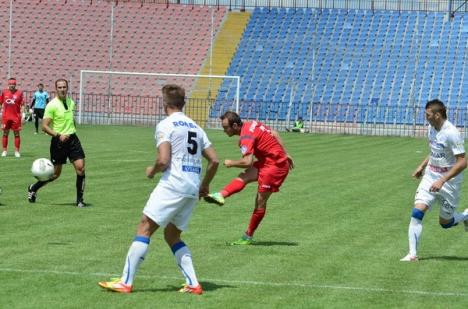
204 111 293 245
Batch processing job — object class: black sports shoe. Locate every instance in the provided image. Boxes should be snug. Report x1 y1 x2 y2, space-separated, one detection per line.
27 185 37 203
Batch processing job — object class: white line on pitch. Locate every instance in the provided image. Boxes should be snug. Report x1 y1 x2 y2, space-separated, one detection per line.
1 267 467 297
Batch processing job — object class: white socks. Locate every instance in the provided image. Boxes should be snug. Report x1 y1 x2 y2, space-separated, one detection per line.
122 236 150 285
408 217 422 257
172 242 199 287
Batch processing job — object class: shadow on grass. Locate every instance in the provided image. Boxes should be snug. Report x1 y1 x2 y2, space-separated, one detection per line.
135 281 234 293
250 241 299 246
50 202 93 208
420 256 468 261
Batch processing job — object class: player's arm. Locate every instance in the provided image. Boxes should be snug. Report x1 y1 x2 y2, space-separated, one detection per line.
146 141 171 178
30 96 36 108
42 117 56 137
430 154 467 192
412 156 429 179
199 146 219 197
271 129 295 169
224 153 254 168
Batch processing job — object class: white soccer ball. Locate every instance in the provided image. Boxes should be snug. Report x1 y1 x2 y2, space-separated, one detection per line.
31 158 54 181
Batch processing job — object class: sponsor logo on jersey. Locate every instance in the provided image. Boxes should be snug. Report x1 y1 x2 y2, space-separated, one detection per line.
431 151 446 158
430 140 445 149
182 165 201 174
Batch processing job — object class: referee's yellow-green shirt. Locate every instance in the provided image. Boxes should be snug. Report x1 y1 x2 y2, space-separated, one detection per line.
43 97 77 135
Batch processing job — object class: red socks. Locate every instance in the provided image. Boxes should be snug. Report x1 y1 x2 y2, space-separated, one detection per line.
246 208 266 237
220 178 246 198
2 136 7 149
14 135 20 151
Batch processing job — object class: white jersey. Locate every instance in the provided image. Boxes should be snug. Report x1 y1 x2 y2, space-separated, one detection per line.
426 120 465 183
155 112 211 198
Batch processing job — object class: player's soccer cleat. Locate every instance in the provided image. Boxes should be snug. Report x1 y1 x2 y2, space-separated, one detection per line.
98 279 132 293
27 185 37 203
400 254 418 262
179 284 203 295
14 151 20 158
230 235 254 246
76 200 87 208
203 192 225 206
1 151 7 157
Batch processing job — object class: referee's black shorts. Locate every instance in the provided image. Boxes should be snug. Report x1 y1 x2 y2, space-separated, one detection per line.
33 108 45 119
50 133 86 165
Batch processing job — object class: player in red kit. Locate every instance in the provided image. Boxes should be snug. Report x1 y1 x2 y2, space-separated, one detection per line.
205 111 294 245
0 78 24 157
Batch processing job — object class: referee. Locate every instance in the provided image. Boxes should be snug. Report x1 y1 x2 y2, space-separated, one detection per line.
28 79 87 207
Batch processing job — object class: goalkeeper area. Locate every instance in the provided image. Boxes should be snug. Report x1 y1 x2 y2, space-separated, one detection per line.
79 70 240 127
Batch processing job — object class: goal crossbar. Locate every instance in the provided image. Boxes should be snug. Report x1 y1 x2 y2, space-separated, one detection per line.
79 69 241 124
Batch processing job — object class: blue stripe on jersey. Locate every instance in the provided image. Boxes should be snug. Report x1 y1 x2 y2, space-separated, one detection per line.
133 235 150 244
171 241 186 254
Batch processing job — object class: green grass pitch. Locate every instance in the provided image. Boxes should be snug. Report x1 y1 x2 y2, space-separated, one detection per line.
1 124 468 308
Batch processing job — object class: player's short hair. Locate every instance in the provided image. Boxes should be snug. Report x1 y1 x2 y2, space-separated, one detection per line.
162 84 185 109
55 78 68 89
38 83 44 87
220 111 243 127
8 77 16 84
426 99 447 119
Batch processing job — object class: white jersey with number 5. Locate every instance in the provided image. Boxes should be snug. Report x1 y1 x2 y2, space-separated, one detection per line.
155 112 211 198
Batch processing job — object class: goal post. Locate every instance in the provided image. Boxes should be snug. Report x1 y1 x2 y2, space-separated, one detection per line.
78 70 240 127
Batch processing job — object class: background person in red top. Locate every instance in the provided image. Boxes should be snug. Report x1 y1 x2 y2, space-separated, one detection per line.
205 111 294 245
0 78 24 158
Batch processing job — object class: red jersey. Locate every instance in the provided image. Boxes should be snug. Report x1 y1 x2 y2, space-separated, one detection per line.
239 120 288 164
0 89 24 120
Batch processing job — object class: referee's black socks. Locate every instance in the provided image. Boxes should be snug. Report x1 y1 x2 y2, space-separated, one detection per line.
31 180 50 192
76 174 86 202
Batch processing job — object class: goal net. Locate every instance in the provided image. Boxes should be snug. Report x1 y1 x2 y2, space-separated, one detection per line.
78 70 240 127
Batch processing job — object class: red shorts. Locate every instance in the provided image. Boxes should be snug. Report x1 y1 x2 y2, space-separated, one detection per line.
254 159 290 193
2 118 22 131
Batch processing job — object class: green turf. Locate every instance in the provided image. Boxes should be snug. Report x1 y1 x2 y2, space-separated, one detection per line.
1 124 468 308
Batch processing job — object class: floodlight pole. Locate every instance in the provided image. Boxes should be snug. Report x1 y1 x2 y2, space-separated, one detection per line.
7 0 13 78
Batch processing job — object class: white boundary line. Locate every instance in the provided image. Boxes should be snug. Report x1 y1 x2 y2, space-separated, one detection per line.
1 267 467 297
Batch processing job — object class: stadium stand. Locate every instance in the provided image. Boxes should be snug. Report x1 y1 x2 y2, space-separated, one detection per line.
214 7 468 125
3 0 226 98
